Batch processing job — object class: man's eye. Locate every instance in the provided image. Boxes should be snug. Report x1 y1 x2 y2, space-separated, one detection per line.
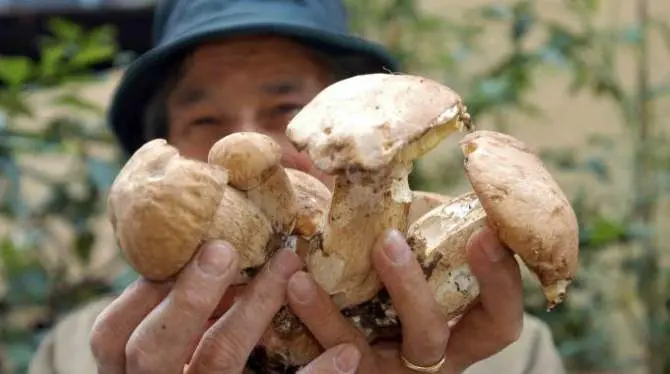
276 104 303 117
191 116 219 126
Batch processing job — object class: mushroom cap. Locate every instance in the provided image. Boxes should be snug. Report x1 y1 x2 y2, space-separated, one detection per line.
208 132 282 190
108 139 229 280
285 73 470 174
460 130 579 297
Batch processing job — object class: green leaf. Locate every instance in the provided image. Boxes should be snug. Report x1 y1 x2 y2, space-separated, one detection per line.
0 56 34 87
74 229 95 263
70 44 116 67
47 18 83 41
38 44 68 79
582 0 600 13
0 237 24 273
0 90 34 118
588 216 627 247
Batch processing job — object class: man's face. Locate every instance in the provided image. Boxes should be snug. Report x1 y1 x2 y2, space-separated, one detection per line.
165 35 335 186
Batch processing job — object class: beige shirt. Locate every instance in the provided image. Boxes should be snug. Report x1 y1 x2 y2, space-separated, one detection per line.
27 191 567 374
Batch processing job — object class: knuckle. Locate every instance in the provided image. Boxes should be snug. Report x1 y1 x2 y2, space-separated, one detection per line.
414 325 448 352
171 286 217 316
251 280 279 306
89 311 118 366
425 327 449 348
125 337 161 373
240 274 284 314
195 329 246 372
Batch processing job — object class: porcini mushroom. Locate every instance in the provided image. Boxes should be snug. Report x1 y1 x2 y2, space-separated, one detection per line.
107 139 229 280
208 132 297 233
108 138 275 281
402 130 579 313
459 130 579 308
285 73 473 308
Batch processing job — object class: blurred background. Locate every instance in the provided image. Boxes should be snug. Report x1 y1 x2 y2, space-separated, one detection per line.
0 0 668 373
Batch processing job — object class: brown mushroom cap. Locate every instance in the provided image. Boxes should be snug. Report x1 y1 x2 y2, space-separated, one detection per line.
285 73 472 174
460 130 579 306
208 132 282 190
107 139 229 280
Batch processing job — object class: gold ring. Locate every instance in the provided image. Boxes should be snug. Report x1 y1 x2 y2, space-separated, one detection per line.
400 354 446 373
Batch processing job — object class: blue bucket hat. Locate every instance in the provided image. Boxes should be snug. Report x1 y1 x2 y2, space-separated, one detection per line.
108 0 401 155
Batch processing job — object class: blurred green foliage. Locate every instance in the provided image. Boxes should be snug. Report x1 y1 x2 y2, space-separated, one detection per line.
0 1 669 373
0 18 125 374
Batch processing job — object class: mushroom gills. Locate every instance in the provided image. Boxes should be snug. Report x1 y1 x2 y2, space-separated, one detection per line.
394 104 473 165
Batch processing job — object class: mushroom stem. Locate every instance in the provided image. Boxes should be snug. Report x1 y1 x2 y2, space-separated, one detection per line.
208 132 297 233
204 186 275 280
246 165 297 233
542 280 570 311
309 160 414 308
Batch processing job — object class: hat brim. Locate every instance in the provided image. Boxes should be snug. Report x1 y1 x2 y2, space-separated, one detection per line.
108 20 401 155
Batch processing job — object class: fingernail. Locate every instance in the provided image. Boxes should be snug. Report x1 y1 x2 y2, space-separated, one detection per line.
335 344 361 373
268 248 301 279
382 229 411 265
197 241 235 275
288 272 315 304
479 229 505 262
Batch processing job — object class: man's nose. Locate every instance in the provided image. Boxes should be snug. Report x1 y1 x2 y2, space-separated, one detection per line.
232 111 263 133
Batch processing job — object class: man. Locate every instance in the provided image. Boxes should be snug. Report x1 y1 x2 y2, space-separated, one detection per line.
28 0 567 373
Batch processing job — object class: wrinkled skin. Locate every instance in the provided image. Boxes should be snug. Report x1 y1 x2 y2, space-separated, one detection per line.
90 35 524 374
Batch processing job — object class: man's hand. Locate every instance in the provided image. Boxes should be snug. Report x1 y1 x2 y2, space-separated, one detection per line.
89 241 362 374
286 226 524 373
